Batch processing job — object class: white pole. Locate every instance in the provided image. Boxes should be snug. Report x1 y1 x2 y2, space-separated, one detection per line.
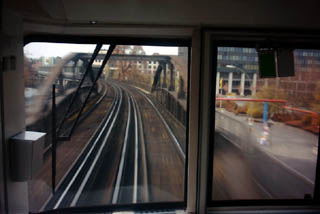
228 72 233 94
240 72 245 96
216 72 220 95
252 73 257 95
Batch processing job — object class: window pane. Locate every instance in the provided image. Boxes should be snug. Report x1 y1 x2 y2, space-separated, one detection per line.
212 47 319 200
24 43 188 212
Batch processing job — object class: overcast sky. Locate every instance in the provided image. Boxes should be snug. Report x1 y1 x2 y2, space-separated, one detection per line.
24 43 178 58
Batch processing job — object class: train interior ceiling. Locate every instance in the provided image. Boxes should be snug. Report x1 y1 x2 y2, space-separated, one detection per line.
1 0 320 214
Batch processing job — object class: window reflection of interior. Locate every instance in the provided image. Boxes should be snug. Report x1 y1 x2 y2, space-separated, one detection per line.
212 47 320 201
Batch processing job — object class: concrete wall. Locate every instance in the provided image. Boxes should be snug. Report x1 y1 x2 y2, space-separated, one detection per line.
1 7 29 214
215 111 314 198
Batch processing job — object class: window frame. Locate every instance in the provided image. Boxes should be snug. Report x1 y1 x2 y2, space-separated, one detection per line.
24 35 191 213
201 29 320 209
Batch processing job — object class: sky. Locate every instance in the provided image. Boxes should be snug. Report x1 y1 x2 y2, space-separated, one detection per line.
24 43 178 59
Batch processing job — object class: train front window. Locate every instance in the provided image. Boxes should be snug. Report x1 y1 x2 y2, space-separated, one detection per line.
23 42 189 212
210 46 319 201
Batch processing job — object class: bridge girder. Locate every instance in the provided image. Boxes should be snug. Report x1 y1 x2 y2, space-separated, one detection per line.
47 52 177 93
74 53 177 92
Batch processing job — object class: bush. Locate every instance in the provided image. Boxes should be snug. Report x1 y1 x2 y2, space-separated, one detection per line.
301 114 313 126
224 100 237 112
272 112 299 122
247 102 263 118
236 104 248 115
247 85 287 118
312 81 320 113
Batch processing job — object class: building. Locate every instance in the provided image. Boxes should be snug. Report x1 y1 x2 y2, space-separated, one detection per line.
274 49 320 106
93 48 185 89
216 47 259 96
215 47 320 105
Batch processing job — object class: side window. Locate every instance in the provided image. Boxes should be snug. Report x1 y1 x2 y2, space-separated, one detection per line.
210 46 319 201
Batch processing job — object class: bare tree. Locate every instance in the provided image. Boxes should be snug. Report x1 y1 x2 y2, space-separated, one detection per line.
112 45 132 80
112 45 147 81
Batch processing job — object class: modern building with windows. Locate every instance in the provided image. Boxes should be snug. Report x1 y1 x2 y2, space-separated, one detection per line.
256 49 320 106
216 48 320 104
216 47 259 96
279 49 320 106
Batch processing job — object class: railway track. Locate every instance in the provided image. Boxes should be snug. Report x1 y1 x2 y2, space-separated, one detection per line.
111 88 150 204
43 80 186 211
44 83 123 209
134 87 185 161
114 83 185 202
43 81 110 158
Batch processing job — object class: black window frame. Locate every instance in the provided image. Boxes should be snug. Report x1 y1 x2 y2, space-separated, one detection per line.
24 34 191 213
205 29 320 208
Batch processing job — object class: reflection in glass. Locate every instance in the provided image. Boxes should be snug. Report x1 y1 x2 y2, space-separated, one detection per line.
213 47 319 200
24 44 188 212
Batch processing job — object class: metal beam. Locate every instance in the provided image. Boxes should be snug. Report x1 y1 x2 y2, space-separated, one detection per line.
168 63 175 91
65 44 116 139
151 64 163 92
161 61 167 88
57 44 102 137
76 53 171 62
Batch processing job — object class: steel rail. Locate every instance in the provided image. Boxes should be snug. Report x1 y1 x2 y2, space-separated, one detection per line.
41 83 116 211
65 44 116 139
136 89 186 161
131 92 150 202
55 82 113 189
95 81 108 104
215 97 287 103
112 91 132 204
129 92 139 203
112 84 148 204
57 44 102 136
43 81 109 155
70 83 122 205
53 84 122 209
70 84 123 206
